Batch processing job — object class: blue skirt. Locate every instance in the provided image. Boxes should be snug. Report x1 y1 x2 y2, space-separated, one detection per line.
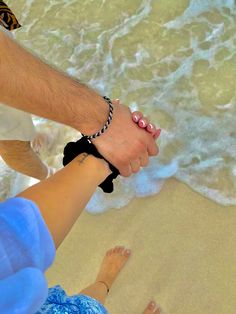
35 285 109 314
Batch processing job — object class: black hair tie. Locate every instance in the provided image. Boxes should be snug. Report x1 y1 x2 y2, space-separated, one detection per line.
63 136 119 193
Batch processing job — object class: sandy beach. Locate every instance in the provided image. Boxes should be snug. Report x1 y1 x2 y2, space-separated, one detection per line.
1 1 235 313
46 178 236 314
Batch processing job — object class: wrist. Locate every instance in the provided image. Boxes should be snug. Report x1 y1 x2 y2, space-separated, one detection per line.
92 102 121 145
89 156 111 183
69 90 109 135
82 96 114 140
73 154 110 183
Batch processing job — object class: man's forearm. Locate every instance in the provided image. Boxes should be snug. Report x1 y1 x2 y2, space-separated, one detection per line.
0 29 108 134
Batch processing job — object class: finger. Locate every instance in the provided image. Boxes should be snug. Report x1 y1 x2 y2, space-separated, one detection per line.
147 140 159 156
119 164 132 177
138 117 149 128
154 128 161 140
132 111 143 123
130 159 141 173
112 99 121 105
146 123 157 135
139 152 149 167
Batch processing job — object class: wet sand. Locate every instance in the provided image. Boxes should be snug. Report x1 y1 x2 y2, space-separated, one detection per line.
46 178 236 314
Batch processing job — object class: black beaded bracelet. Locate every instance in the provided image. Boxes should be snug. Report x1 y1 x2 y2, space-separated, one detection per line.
82 96 114 140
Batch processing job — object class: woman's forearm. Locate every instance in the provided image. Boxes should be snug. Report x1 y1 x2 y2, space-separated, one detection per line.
0 29 108 135
18 154 109 248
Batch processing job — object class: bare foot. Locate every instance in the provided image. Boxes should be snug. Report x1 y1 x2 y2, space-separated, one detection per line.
143 301 162 314
95 246 131 290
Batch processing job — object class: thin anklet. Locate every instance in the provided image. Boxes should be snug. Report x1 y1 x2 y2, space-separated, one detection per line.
97 281 110 294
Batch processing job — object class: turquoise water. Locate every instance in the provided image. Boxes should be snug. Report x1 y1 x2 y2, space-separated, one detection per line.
6 0 236 212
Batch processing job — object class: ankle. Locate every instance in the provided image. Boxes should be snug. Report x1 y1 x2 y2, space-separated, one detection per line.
95 281 110 294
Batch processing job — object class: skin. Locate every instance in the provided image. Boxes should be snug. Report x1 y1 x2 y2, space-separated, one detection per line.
17 154 160 311
0 29 159 177
18 153 109 248
0 140 49 180
0 111 160 180
143 301 162 314
0 25 162 312
132 111 162 139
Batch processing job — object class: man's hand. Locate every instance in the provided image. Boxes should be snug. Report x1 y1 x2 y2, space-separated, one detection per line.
92 100 159 177
0 30 159 173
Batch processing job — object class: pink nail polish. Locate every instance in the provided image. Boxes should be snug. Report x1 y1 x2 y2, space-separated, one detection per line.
132 114 139 122
139 119 146 128
147 124 154 132
154 129 161 139
148 301 156 310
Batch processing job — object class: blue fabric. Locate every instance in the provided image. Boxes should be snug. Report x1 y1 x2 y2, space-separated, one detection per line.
36 285 109 314
0 197 107 314
0 197 56 314
0 267 48 314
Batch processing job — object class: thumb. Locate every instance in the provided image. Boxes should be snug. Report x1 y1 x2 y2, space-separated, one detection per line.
112 98 120 105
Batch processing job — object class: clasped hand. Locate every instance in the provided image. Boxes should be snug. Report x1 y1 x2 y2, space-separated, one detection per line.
93 99 161 177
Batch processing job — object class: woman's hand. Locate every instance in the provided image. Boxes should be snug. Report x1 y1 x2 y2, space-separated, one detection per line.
92 100 159 177
132 111 161 140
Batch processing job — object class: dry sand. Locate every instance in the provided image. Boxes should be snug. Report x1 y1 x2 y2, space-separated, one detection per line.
46 178 236 314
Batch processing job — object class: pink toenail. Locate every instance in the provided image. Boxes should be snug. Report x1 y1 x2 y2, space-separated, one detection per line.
148 301 156 309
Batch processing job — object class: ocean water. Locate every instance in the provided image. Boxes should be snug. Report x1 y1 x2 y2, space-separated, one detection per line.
2 0 236 213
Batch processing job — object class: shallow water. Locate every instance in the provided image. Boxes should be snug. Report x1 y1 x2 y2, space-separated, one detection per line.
4 0 236 212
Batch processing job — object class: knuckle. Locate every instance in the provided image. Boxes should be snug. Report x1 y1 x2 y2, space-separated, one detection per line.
132 168 140 174
135 139 147 153
121 167 132 177
150 145 159 156
121 171 130 177
142 160 149 167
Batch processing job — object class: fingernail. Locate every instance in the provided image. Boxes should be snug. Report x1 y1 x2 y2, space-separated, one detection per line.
154 129 161 138
147 124 154 132
138 119 146 128
132 114 139 123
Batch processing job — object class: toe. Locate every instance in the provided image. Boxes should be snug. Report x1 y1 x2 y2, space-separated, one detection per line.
118 246 125 254
154 306 162 314
113 246 119 253
106 249 113 256
115 246 123 253
123 249 131 257
148 301 156 311
143 301 156 314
